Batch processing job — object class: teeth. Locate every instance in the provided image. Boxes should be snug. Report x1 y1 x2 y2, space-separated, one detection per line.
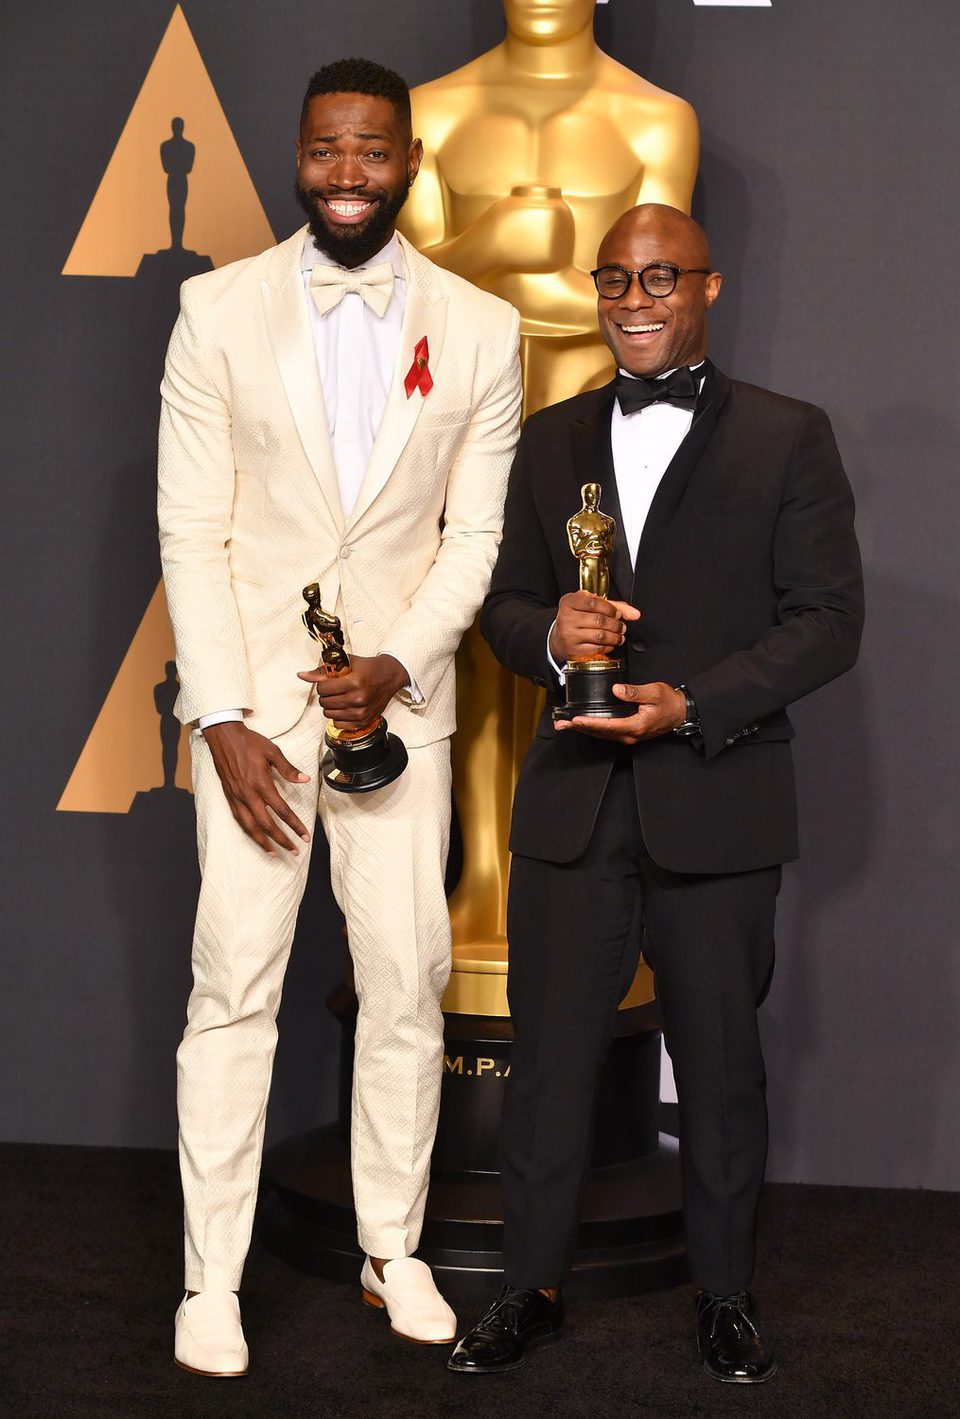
622 323 665 334
326 200 372 215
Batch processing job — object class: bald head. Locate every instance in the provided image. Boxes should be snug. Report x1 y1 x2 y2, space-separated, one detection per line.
598 204 711 270
594 204 721 378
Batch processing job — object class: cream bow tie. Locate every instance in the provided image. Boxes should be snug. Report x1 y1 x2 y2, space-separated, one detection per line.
310 261 395 318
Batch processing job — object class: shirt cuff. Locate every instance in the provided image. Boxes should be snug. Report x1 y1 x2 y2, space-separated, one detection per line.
546 620 566 685
198 709 244 730
383 653 424 706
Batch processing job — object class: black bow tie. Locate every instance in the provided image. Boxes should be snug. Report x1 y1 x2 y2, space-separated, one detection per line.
615 365 701 416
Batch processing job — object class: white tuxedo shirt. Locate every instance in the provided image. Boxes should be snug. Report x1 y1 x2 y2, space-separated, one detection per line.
548 363 705 679
301 233 406 519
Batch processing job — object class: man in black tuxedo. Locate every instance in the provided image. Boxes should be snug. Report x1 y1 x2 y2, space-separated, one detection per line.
449 205 864 1383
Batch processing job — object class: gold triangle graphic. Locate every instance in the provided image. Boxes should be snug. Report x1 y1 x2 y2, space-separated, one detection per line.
61 5 278 812
63 4 274 276
59 582 193 813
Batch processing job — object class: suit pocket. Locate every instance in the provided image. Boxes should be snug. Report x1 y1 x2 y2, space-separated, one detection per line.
229 570 264 591
416 405 472 428
693 492 767 516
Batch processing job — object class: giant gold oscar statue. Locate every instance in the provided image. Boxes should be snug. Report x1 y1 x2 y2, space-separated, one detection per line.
399 0 699 1014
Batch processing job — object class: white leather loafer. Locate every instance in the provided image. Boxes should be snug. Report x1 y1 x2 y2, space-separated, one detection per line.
174 1290 249 1377
360 1256 457 1344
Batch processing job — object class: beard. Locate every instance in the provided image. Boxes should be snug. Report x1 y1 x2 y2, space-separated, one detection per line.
295 177 412 268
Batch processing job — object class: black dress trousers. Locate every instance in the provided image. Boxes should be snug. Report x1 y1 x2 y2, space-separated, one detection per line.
501 753 780 1296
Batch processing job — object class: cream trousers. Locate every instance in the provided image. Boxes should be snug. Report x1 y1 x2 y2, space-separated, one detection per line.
177 697 452 1291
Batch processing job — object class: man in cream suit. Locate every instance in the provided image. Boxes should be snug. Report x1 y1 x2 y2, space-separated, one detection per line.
159 58 521 1376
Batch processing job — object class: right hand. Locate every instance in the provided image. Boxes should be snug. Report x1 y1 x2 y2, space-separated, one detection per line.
481 192 575 272
549 591 641 664
202 721 311 856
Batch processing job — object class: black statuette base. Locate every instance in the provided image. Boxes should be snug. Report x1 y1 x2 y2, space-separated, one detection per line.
553 659 634 721
323 717 407 794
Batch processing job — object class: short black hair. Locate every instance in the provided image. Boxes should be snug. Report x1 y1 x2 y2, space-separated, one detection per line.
300 57 412 134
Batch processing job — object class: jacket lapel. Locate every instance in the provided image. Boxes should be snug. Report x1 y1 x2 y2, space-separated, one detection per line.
570 383 633 602
632 361 731 600
346 233 448 531
261 227 344 535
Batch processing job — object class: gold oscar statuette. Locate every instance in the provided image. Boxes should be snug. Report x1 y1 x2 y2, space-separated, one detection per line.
399 0 700 1012
553 483 632 722
301 583 407 793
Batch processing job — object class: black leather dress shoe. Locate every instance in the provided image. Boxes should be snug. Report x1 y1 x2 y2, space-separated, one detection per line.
695 1290 777 1384
447 1285 564 1374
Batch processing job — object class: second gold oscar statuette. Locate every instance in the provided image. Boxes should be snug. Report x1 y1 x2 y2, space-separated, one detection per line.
553 483 634 722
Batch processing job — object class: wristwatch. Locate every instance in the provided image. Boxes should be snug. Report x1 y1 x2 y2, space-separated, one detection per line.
672 683 701 737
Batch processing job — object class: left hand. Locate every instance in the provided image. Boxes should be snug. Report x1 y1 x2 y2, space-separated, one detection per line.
297 653 408 730
555 681 687 745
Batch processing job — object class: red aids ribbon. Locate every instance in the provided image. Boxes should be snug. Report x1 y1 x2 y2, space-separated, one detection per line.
404 336 434 399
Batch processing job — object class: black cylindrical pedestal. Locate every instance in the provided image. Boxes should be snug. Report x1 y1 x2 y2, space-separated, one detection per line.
260 990 686 1301
552 659 634 721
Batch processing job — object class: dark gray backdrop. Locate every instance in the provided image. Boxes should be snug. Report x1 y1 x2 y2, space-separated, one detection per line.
2 0 957 1191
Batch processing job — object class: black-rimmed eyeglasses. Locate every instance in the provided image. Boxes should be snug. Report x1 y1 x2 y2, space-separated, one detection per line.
590 263 712 300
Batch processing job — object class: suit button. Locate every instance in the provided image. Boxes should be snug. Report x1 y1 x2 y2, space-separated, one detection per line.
339 546 352 560
628 638 646 652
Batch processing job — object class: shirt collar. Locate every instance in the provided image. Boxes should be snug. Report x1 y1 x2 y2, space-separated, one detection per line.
301 230 405 281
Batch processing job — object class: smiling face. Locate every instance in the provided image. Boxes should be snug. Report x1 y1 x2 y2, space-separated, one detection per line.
595 205 722 377
296 92 422 267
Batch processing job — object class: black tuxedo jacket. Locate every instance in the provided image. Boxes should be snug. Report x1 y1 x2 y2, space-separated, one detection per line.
480 363 864 875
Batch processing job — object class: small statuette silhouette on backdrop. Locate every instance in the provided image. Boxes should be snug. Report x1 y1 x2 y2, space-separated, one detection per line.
153 659 182 791
135 116 212 279
160 117 195 252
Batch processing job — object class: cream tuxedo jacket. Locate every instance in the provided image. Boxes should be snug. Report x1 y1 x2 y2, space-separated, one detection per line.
158 227 521 746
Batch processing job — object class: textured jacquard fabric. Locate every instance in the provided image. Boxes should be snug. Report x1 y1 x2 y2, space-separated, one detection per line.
178 699 453 1288
158 226 522 745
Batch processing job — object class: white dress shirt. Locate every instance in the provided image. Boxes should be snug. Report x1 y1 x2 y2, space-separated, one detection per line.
547 362 705 681
198 233 416 731
301 232 406 519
